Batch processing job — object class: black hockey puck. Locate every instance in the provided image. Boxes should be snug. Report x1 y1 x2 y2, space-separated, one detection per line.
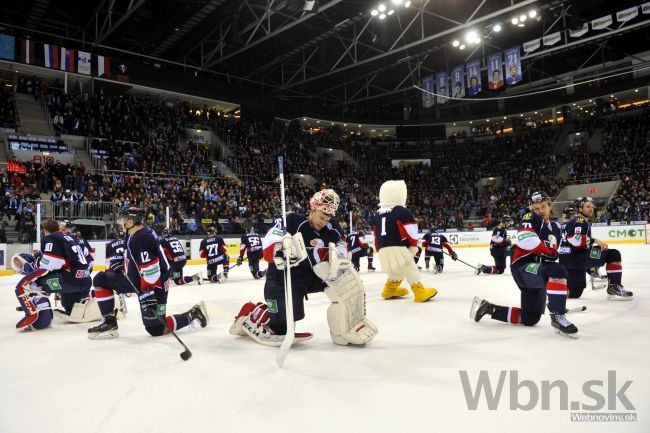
180 350 192 361
16 306 23 312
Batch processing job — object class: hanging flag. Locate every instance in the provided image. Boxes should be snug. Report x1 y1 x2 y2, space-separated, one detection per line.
616 6 638 22
451 65 465 98
0 34 15 60
435 71 449 104
569 23 589 38
486 52 503 90
543 31 562 46
78 51 91 75
504 46 522 85
420 75 435 108
60 47 75 72
591 14 612 30
523 39 541 53
97 55 111 78
44 43 60 69
466 59 481 96
18 38 36 64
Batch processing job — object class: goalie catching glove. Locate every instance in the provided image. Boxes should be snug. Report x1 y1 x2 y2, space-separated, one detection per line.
273 233 308 270
313 243 378 346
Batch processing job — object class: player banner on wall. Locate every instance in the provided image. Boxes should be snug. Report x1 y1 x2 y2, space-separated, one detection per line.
0 34 15 60
421 75 435 108
486 52 504 90
643 2 650 14
504 46 522 85
78 51 91 75
569 23 589 38
591 14 612 30
523 39 540 53
616 6 638 22
543 31 562 46
451 65 465 98
465 60 481 96
435 71 449 104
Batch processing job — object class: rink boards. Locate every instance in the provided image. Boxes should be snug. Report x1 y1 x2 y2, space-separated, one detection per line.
0 224 647 273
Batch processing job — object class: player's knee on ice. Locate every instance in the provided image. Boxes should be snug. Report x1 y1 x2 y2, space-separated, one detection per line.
520 312 542 326
604 248 621 263
145 325 166 337
93 272 107 287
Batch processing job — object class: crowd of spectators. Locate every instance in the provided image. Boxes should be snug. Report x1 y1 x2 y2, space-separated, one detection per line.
567 106 649 224
1 75 648 239
0 83 17 128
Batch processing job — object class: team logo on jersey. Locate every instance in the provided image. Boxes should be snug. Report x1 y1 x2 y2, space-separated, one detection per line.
266 299 278 313
46 278 63 291
525 263 541 274
590 247 602 259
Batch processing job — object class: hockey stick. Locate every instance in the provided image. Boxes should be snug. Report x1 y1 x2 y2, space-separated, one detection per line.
276 156 294 368
122 272 193 361
442 251 479 271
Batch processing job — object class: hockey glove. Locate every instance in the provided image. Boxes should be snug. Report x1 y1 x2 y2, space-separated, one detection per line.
273 233 308 270
236 256 244 266
451 252 458 261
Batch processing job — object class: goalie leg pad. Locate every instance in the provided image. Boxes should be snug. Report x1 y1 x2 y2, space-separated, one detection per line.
57 298 103 323
323 267 378 345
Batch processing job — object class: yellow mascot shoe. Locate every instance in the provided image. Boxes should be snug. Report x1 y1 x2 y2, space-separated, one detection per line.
411 282 438 302
381 280 409 299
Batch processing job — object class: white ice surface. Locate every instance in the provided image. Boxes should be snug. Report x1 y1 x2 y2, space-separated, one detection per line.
1 245 648 433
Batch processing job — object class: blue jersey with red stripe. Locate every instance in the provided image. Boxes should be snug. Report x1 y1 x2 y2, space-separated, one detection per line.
240 232 263 259
262 213 346 286
40 232 91 273
512 212 562 266
420 232 453 254
161 235 187 269
125 226 170 291
74 235 95 268
199 236 228 266
106 237 126 272
346 231 370 256
372 206 418 250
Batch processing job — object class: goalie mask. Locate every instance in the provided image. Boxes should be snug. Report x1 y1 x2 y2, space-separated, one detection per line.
310 189 340 217
379 180 407 208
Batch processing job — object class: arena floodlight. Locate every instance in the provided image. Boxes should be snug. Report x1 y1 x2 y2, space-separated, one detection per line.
465 30 479 44
405 1 411 7
493 23 502 32
452 40 460 47
388 9 394 15
378 4 386 12
459 44 466 50
519 14 527 22
511 17 519 25
379 13 386 19
371 9 378 16
529 10 537 18
391 0 403 5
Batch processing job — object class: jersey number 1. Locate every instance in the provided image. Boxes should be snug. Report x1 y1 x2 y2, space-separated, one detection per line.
380 217 387 236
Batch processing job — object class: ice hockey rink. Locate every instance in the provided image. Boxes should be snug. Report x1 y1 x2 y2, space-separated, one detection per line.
1 244 648 433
